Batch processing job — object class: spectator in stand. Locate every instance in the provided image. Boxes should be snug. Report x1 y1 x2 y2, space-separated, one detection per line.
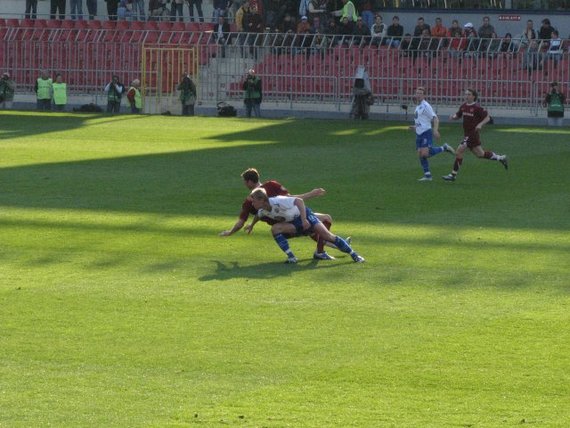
324 18 339 46
214 16 231 57
546 30 563 68
149 0 168 19
523 40 542 72
50 0 66 19
543 81 566 126
104 75 124 113
538 18 555 41
52 73 67 111
0 72 15 110
178 73 197 116
126 79 142 114
296 15 312 50
308 0 329 30
35 70 53 111
212 0 228 23
297 15 311 33
400 33 416 58
520 19 536 47
418 27 438 59
332 0 358 24
132 0 145 20
358 0 374 30
431 17 447 38
243 69 262 118
353 16 370 47
370 14 386 47
499 33 517 56
387 15 404 48
338 16 354 46
170 0 184 21
311 15 323 34
463 22 479 55
280 13 297 33
25 0 38 19
107 0 120 20
118 0 134 20
430 17 447 49
413 17 430 37
448 19 464 57
70 0 84 20
244 5 264 58
478 16 495 51
187 0 205 23
86 0 97 19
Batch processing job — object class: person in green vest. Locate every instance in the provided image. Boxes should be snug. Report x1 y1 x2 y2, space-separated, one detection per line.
543 81 566 126
242 68 262 118
0 72 15 110
104 75 125 113
34 70 53 111
177 73 197 116
52 73 67 112
126 79 142 114
332 0 357 23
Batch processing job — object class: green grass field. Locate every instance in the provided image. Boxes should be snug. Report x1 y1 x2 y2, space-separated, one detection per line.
1 111 569 427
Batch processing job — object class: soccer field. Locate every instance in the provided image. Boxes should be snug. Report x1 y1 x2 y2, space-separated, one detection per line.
1 112 569 427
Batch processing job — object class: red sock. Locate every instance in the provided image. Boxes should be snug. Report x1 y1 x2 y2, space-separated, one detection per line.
483 151 494 159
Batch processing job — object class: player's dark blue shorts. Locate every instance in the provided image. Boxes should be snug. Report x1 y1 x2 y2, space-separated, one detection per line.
415 129 433 150
292 208 320 235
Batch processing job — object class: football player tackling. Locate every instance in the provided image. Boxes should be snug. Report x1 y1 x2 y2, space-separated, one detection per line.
249 188 365 264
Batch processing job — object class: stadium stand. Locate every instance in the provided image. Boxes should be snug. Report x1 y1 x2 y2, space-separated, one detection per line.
0 17 568 110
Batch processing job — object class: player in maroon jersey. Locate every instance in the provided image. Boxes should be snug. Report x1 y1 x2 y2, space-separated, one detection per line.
442 89 508 181
219 168 339 260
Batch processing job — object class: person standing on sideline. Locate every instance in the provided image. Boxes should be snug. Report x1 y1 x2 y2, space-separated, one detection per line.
410 87 455 182
442 89 508 182
0 72 15 109
177 73 197 116
126 79 142 114
243 69 262 118
52 73 67 111
249 188 365 264
543 81 566 126
35 70 53 111
104 75 124 113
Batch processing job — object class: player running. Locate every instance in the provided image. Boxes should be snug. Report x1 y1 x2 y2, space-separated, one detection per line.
249 188 365 264
410 87 455 182
442 89 508 182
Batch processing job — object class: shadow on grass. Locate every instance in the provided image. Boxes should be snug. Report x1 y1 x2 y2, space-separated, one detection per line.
199 259 345 281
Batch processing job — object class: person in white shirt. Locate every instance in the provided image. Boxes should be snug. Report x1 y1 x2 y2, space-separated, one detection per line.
409 87 455 181
250 188 365 264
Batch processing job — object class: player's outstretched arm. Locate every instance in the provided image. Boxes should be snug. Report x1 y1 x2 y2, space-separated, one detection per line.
219 218 246 236
293 188 326 200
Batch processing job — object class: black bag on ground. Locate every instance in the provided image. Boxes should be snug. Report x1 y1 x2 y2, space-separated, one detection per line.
217 102 237 117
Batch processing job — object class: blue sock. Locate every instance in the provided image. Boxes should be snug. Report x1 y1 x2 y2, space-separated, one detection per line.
334 236 353 254
420 157 430 175
274 233 294 256
429 146 444 157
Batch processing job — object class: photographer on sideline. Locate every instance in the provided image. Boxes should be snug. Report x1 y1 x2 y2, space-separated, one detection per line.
104 75 125 114
242 69 262 118
543 81 566 127
0 72 15 109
